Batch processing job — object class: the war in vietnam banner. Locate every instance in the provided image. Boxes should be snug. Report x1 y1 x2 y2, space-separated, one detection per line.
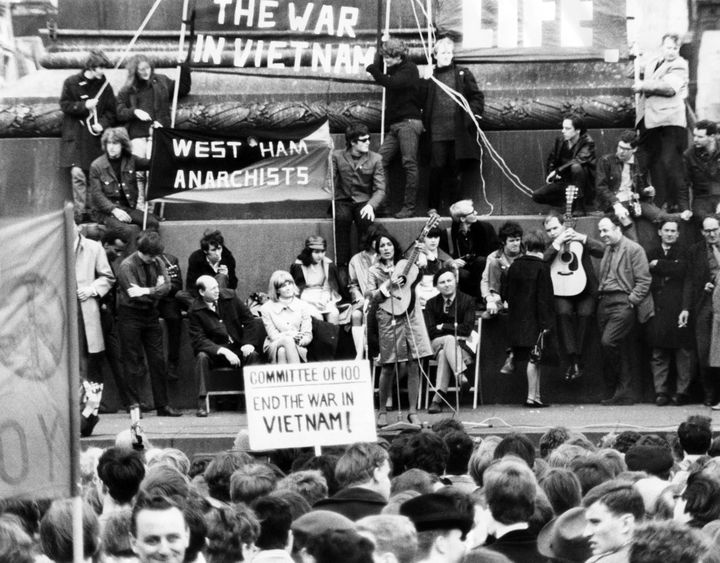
147 119 332 204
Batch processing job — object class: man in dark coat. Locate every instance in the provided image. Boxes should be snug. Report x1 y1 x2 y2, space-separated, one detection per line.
89 127 160 242
314 442 390 520
440 199 499 300
422 37 484 212
59 49 116 223
481 457 546 563
188 275 263 417
424 266 477 413
544 211 604 380
532 114 596 213
366 38 423 218
646 220 696 406
680 215 720 407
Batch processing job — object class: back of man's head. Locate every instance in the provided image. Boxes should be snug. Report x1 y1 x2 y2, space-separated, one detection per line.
229 462 279 504
403 432 449 475
40 499 100 563
582 480 645 520
678 415 712 455
570 455 614 496
443 430 474 475
276 470 328 507
356 514 418 563
204 450 253 502
251 496 293 551
483 457 537 525
335 442 388 489
97 447 146 504
629 520 710 563
493 433 536 468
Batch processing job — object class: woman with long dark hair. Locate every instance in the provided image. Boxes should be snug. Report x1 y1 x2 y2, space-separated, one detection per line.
367 233 431 427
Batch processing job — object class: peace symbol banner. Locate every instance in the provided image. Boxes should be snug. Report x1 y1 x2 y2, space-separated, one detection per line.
0 210 74 498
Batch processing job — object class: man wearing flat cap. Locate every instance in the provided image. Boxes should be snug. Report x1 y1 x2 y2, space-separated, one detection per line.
400 493 473 563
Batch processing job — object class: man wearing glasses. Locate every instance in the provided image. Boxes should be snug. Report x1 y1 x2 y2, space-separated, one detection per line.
680 214 720 407
439 199 499 300
596 130 691 247
332 122 386 269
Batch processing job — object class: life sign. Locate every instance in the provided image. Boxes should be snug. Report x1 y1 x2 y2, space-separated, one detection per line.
244 360 377 450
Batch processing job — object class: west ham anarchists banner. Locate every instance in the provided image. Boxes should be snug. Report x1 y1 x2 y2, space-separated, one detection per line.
147 120 333 204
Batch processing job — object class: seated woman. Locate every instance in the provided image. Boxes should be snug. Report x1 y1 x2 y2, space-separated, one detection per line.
423 266 477 414
414 226 452 310
367 233 432 427
290 236 343 324
347 224 388 360
260 270 313 364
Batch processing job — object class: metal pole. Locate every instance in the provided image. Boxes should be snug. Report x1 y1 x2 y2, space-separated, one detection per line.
64 203 83 563
171 0 191 128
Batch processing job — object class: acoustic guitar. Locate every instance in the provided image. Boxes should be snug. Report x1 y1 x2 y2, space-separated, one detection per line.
379 214 440 315
550 185 587 297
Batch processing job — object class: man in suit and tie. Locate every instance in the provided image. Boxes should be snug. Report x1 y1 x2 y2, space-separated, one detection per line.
634 33 689 211
680 215 720 407
188 275 263 417
596 215 653 405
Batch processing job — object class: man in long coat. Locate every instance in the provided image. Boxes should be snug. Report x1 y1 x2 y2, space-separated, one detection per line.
74 224 115 383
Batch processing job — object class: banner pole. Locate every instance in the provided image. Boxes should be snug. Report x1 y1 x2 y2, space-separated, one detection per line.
328 147 338 264
171 0 191 128
63 203 83 563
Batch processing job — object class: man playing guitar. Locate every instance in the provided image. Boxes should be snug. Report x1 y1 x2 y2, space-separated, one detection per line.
544 210 604 380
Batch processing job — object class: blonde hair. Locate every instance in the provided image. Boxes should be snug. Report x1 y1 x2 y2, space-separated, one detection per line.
449 199 474 220
433 37 454 55
267 270 298 301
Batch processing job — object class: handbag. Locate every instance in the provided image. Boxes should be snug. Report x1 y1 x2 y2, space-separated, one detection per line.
529 329 550 364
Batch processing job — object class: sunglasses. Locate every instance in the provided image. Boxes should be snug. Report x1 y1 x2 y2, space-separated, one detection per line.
276 280 294 288
355 136 371 143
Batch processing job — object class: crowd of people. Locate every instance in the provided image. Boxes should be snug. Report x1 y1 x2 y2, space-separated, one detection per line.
5 415 720 562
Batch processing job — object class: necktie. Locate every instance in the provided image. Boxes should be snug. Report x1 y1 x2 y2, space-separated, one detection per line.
444 299 452 314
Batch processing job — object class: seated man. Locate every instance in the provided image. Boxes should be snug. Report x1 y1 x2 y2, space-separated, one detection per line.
532 114 596 213
596 129 691 247
178 229 239 309
188 275 263 417
439 199 499 300
423 266 476 414
481 221 524 315
89 127 159 241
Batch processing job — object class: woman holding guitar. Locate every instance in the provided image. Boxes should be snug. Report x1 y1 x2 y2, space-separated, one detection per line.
367 232 432 427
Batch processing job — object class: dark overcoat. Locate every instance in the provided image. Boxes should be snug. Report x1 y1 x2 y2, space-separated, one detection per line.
504 255 555 348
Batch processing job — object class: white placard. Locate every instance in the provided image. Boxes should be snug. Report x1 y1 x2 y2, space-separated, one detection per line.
244 360 377 450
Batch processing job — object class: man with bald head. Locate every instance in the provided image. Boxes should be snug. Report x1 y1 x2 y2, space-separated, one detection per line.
188 275 263 416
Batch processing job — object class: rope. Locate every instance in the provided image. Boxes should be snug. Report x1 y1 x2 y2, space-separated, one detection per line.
85 0 165 135
403 2 535 210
